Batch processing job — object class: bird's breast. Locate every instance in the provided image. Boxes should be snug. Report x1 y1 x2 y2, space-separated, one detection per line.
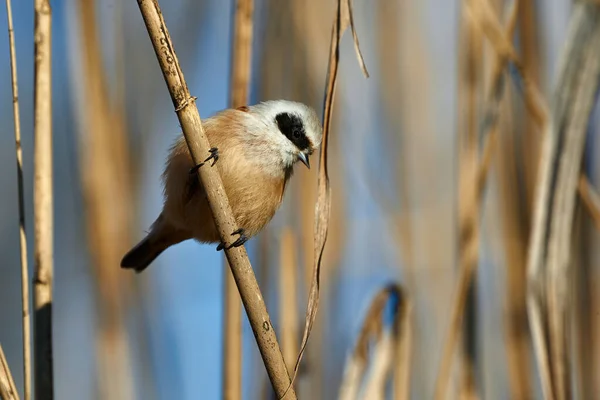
221 165 286 237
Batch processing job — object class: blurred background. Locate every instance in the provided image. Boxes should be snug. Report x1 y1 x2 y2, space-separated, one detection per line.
0 0 598 399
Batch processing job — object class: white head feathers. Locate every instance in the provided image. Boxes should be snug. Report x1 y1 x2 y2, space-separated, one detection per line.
241 100 323 173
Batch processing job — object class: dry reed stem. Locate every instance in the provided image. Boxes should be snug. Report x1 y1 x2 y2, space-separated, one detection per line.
338 287 390 400
256 230 273 400
255 4 311 395
467 0 550 127
0 345 20 400
222 259 241 400
458 2 484 396
434 1 517 398
33 0 54 398
223 1 254 398
545 20 600 399
480 4 577 399
5 0 31 398
393 299 413 400
361 332 394 400
434 126 498 400
134 1 295 397
372 0 419 294
572 189 595 400
337 285 405 400
496 80 532 399
288 0 368 393
577 175 600 231
229 0 253 108
287 2 331 395
486 1 532 398
279 228 299 374
517 0 543 220
525 5 600 399
74 0 136 397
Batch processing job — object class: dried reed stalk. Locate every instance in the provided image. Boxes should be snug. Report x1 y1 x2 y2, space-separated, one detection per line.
545 16 600 400
222 256 241 400
279 228 299 374
338 285 406 400
571 206 593 400
255 4 298 395
289 1 329 396
74 0 136 397
467 0 549 126
5 0 31 398
493 1 533 397
509 16 542 395
435 1 553 397
374 0 417 291
434 125 497 400
525 5 600 399
573 41 600 400
0 345 20 400
517 0 543 220
223 1 254 398
578 175 600 231
457 2 483 396
393 299 413 400
135 1 295 397
434 1 519 397
454 0 556 397
362 331 394 400
255 230 273 400
496 80 532 400
229 0 253 108
33 0 54 398
289 0 368 393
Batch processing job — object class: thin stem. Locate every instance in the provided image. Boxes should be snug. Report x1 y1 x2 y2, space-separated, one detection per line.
279 228 299 374
5 0 31 398
223 0 254 398
434 1 518 397
33 0 54 398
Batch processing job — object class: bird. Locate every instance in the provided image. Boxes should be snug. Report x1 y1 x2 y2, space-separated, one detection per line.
120 100 322 272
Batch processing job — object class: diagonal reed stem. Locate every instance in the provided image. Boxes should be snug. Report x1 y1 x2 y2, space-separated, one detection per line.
134 1 296 398
0 344 20 400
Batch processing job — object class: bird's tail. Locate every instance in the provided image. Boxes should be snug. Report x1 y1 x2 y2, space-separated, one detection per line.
120 213 187 273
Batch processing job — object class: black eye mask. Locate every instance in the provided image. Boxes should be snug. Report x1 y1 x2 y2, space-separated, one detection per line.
275 112 311 151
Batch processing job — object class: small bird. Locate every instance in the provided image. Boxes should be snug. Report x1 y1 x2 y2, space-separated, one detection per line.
121 100 322 272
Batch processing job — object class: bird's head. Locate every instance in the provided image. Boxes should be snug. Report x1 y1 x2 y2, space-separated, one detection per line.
249 100 322 170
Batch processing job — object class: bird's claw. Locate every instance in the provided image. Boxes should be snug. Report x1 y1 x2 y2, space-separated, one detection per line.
189 147 219 174
229 228 248 248
204 147 219 167
216 228 248 251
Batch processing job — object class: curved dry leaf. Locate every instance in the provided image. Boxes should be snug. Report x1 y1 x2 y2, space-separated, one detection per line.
281 0 369 397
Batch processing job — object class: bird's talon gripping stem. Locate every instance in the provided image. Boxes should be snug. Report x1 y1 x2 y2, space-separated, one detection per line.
216 228 248 251
204 147 219 167
189 147 219 174
229 229 248 248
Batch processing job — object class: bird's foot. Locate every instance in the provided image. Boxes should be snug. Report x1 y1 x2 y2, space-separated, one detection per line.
216 228 248 251
189 147 219 174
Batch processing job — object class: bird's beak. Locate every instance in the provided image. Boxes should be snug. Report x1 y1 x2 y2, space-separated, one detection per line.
298 152 310 169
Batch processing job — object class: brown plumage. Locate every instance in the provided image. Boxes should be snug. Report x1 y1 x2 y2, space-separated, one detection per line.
121 100 322 272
